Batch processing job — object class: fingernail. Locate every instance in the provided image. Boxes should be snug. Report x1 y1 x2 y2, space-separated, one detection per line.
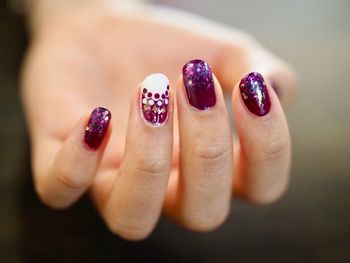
182 59 216 110
140 73 170 126
239 72 271 116
84 107 111 150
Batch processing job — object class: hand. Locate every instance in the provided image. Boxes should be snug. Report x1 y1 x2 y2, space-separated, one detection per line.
21 1 298 240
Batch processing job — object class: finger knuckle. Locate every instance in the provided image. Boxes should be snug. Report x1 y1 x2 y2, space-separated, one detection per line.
259 134 290 159
132 156 170 179
192 137 232 165
55 166 91 191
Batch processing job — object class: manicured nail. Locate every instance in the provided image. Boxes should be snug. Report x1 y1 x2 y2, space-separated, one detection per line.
182 59 216 110
239 72 271 116
140 73 170 126
84 107 111 150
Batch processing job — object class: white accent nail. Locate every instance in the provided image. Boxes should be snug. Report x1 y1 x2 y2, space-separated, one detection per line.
140 73 170 126
141 73 169 99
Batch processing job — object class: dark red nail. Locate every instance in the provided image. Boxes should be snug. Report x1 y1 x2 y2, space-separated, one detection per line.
84 107 111 150
141 73 170 126
239 72 271 117
182 59 216 110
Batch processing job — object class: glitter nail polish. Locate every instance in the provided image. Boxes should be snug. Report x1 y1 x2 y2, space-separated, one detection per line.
140 73 170 126
239 72 271 116
182 59 216 110
84 107 111 150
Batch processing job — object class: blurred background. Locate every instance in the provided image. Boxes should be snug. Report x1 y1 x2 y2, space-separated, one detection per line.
1 0 350 262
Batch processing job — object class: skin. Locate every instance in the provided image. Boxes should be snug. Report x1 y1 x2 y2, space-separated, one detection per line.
21 1 298 240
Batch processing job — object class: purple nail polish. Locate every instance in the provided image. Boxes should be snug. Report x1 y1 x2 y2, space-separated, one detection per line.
84 107 111 150
239 72 271 117
141 73 170 126
182 59 216 110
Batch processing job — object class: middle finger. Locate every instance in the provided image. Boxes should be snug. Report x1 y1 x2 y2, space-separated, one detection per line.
166 59 233 231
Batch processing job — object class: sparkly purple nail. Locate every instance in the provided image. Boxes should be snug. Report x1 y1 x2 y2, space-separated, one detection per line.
140 73 170 126
84 107 111 150
182 59 216 110
239 72 271 117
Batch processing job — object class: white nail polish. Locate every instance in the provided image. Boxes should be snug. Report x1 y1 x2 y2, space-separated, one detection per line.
140 73 170 126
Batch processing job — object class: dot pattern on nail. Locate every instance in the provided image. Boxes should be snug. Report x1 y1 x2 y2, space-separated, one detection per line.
141 74 169 125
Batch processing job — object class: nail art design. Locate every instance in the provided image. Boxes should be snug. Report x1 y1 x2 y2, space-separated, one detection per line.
141 73 169 126
182 59 216 110
239 72 271 116
84 107 111 150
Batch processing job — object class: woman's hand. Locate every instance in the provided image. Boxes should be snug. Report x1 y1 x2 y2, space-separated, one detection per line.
21 1 298 240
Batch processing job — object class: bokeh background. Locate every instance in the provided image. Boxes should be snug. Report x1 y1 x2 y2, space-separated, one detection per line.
1 0 350 262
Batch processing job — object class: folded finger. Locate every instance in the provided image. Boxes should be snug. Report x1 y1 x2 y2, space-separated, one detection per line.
33 107 111 209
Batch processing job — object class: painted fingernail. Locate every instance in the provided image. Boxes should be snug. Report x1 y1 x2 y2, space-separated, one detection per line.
239 72 271 116
84 107 111 150
140 73 170 126
182 59 216 110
